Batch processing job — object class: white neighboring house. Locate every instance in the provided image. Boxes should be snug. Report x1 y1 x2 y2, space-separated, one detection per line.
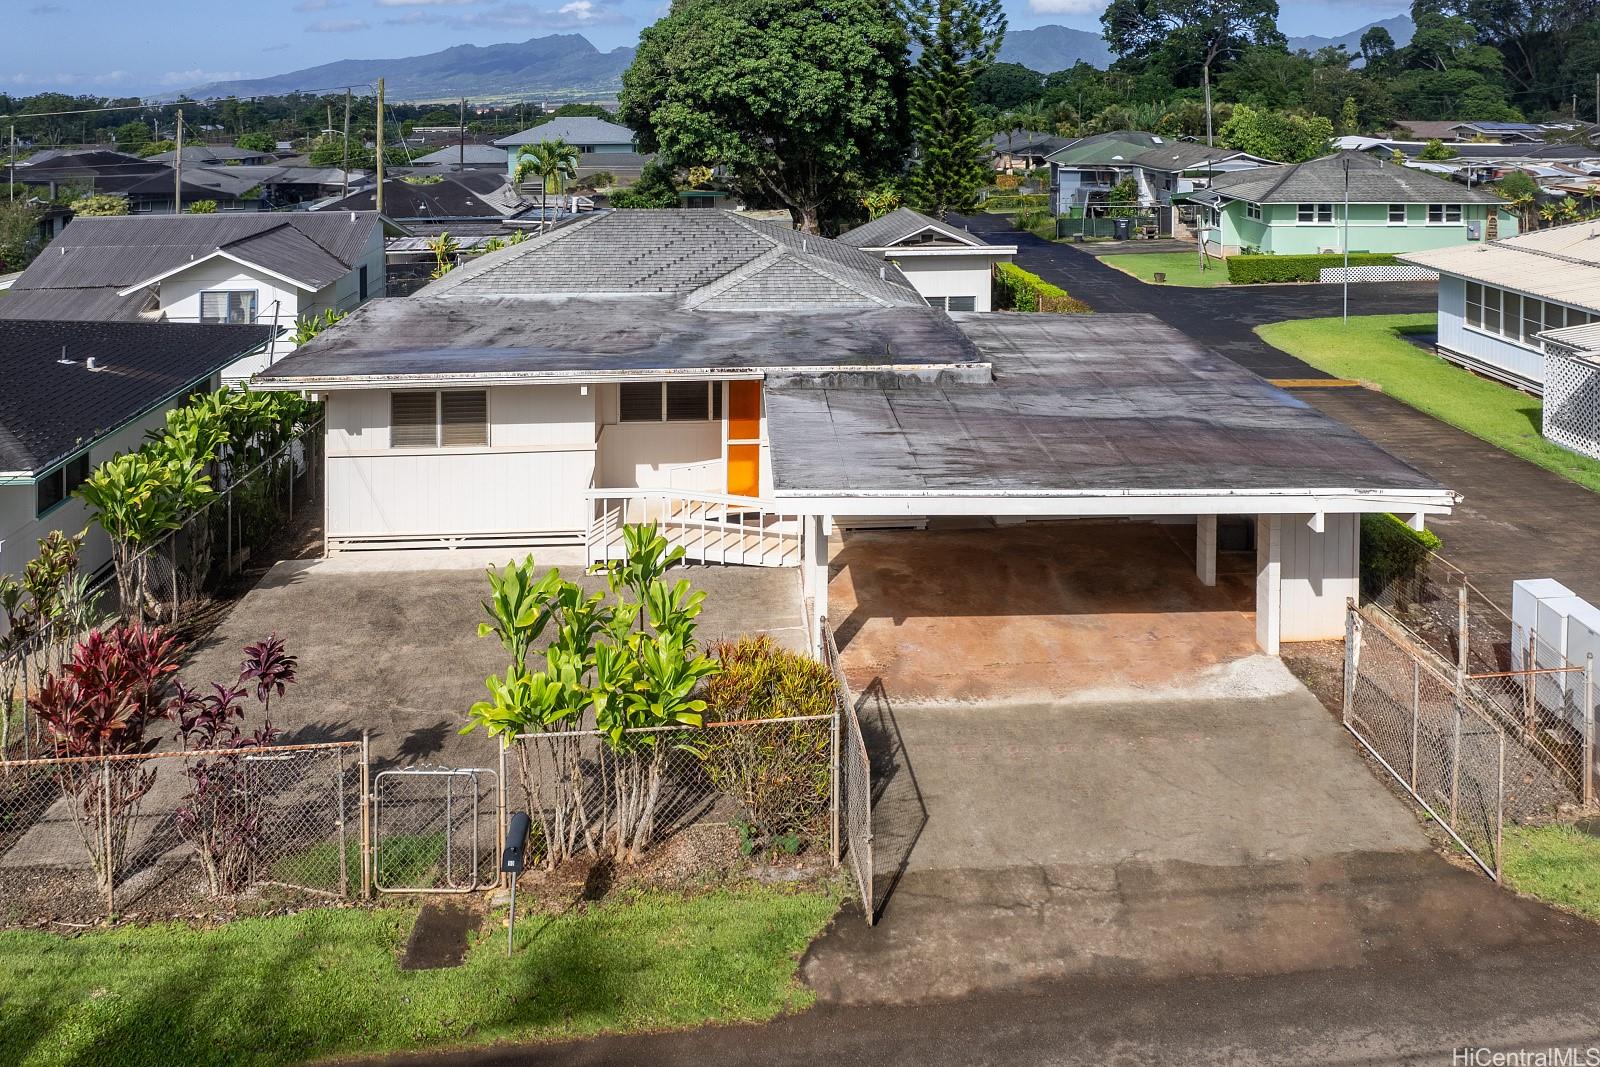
0 212 385 381
835 208 1015 313
0 318 271 583
1400 220 1600 392
252 209 1457 654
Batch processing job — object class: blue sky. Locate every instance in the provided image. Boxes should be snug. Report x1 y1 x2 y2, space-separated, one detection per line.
1 0 1405 96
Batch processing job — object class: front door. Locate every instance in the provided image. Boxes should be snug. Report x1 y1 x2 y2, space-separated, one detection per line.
726 380 761 497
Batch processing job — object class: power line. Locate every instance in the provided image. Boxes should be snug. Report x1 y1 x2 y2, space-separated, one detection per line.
0 84 381 123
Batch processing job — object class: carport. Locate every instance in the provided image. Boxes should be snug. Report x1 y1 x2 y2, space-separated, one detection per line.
766 314 1457 665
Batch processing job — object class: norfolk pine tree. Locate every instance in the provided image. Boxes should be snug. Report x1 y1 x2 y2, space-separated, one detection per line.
904 0 1007 219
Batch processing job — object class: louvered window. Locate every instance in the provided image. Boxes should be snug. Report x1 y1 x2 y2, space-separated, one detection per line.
390 390 489 448
199 290 257 324
619 382 664 422
391 392 439 448
441 391 488 446
665 381 711 421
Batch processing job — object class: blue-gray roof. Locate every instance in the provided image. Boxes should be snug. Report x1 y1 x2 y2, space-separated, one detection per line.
492 117 635 148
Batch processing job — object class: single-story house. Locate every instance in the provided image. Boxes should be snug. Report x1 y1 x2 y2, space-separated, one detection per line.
1400 220 1600 392
988 130 1072 173
1188 150 1518 257
411 144 510 171
146 144 277 166
491 117 649 185
251 209 1456 654
1044 132 1273 213
0 212 385 380
0 318 271 581
836 208 1015 313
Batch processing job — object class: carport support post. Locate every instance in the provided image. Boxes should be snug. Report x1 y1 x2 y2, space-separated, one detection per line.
1196 514 1217 587
808 513 830 654
1254 515 1281 654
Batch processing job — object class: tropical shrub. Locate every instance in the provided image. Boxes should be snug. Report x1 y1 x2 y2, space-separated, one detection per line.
982 193 1050 213
1360 513 1442 602
69 194 128 216
291 308 347 346
0 531 96 757
186 200 218 214
1225 252 1400 284
699 636 834 851
992 262 1091 313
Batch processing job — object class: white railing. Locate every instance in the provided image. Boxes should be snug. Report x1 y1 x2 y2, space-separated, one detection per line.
585 489 804 568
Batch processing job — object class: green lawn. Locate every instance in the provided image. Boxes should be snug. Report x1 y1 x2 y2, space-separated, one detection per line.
1256 313 1600 495
0 886 839 1067
1098 252 1230 287
1503 824 1600 922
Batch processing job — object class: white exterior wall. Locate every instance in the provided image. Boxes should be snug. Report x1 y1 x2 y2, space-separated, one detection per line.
0 383 207 580
890 254 1006 313
323 384 597 546
1278 513 1360 642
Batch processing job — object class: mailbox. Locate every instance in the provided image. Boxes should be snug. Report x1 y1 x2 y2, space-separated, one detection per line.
501 812 531 874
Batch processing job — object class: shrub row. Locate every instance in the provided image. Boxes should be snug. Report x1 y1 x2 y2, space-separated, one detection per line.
1359 512 1443 600
983 193 1050 213
992 262 1092 314
1226 252 1400 284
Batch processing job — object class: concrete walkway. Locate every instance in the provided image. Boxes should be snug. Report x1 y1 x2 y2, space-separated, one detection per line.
952 213 1438 379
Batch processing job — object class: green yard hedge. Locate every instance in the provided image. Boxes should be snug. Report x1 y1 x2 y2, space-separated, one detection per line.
992 262 1092 313
1359 512 1442 600
1227 252 1401 284
982 193 1050 213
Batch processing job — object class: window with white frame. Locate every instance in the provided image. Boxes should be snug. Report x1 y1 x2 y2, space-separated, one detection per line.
35 451 91 517
1428 204 1463 224
1388 204 1407 224
389 390 488 448
618 382 723 423
1464 282 1597 346
925 296 978 313
199 290 258 324
1297 203 1333 224
1244 202 1262 221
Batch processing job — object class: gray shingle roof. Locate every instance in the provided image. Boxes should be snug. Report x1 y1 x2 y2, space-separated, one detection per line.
146 145 273 164
412 145 509 166
1126 143 1275 172
492 117 636 147
1207 150 1505 204
422 209 925 308
3 212 379 308
0 319 271 474
836 208 985 250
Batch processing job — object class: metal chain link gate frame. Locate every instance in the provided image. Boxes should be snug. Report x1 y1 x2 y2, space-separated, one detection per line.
825 622 874 924
372 767 502 893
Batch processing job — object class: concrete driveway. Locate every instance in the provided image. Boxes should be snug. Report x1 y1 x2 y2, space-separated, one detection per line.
179 550 806 767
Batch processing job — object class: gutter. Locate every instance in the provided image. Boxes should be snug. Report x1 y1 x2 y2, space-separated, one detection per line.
250 361 994 392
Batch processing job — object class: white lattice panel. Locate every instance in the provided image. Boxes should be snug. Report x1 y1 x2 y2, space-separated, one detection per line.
1318 265 1441 283
1542 350 1600 462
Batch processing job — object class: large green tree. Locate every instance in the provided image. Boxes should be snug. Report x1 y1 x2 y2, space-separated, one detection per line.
1100 0 1283 145
905 0 1007 218
620 0 911 233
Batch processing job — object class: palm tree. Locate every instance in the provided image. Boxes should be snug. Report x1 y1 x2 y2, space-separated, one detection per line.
514 140 580 228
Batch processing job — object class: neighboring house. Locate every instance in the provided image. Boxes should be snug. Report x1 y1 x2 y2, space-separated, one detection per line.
1128 143 1277 204
1400 220 1600 392
0 212 385 380
1046 131 1166 212
314 175 533 237
9 149 161 203
988 130 1072 173
491 117 650 185
0 318 271 581
145 145 276 166
1187 150 1517 256
411 145 510 171
252 208 1456 654
1391 120 1467 143
836 208 1015 312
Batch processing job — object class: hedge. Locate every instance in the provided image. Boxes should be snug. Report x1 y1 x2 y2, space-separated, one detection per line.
1226 252 1400 285
992 262 1092 314
1359 512 1443 601
982 193 1050 213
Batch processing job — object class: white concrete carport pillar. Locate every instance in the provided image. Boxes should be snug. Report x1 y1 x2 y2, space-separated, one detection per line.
1196 514 1217 587
1255 514 1282 654
808 513 831 653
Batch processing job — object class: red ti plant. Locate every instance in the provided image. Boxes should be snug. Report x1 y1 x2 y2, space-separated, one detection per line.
172 634 296 894
28 624 187 893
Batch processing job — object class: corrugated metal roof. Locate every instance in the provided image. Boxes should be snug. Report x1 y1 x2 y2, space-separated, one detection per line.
1401 220 1600 311
1541 321 1600 353
0 286 156 321
0 319 270 474
225 227 351 289
764 313 1448 498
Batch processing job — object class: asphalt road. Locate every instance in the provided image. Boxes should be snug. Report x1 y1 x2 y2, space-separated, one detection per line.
952 212 1440 379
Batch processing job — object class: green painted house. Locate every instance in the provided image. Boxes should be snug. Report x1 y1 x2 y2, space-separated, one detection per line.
1187 150 1517 257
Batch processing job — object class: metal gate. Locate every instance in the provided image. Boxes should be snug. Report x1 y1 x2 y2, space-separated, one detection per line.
372 767 501 893
825 623 875 924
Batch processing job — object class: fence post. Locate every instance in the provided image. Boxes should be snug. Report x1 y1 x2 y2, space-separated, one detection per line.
360 730 372 900
226 490 234 577
830 694 841 867
498 742 509 890
1456 585 1469 686
1342 599 1356 727
1451 699 1462 825
170 536 180 626
101 758 114 918
1495 730 1505 884
1586 653 1595 808
336 746 349 898
1411 660 1421 791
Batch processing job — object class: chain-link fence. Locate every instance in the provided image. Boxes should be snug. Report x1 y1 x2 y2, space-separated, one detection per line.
823 623 874 924
507 715 836 872
0 738 363 920
1364 551 1511 677
373 767 500 893
1344 602 1592 880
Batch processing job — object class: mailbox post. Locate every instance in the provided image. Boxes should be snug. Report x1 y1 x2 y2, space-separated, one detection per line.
502 812 531 957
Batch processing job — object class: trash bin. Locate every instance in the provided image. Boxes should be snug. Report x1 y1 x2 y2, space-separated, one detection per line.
1113 217 1131 240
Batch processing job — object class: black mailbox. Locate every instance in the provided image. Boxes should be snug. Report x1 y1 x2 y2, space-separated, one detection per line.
502 812 531 874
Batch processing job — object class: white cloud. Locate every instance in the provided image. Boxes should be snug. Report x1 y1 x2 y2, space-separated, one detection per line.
158 68 245 85
458 0 627 28
1026 0 1104 14
292 0 340 10
1 69 130 87
306 17 370 30
376 0 481 6
384 9 443 21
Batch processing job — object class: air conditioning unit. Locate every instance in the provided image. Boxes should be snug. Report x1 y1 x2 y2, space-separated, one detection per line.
1465 220 1483 241
1511 579 1576 671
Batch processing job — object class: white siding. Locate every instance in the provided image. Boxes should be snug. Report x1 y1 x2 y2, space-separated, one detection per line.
1279 513 1359 642
891 254 1007 313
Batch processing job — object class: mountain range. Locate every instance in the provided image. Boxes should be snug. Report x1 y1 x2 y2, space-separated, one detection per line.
178 16 1416 102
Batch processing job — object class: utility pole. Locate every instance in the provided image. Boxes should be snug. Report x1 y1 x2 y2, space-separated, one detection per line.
7 125 14 203
174 108 184 215
459 97 466 170
375 78 385 217
1342 155 1350 325
341 88 352 200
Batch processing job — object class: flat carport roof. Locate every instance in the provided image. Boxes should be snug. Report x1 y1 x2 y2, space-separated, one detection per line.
766 313 1456 518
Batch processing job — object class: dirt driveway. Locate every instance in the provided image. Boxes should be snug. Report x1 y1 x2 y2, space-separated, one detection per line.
180 551 806 768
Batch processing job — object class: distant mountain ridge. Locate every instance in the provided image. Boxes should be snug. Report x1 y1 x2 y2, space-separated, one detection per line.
998 15 1414 74
179 34 634 102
